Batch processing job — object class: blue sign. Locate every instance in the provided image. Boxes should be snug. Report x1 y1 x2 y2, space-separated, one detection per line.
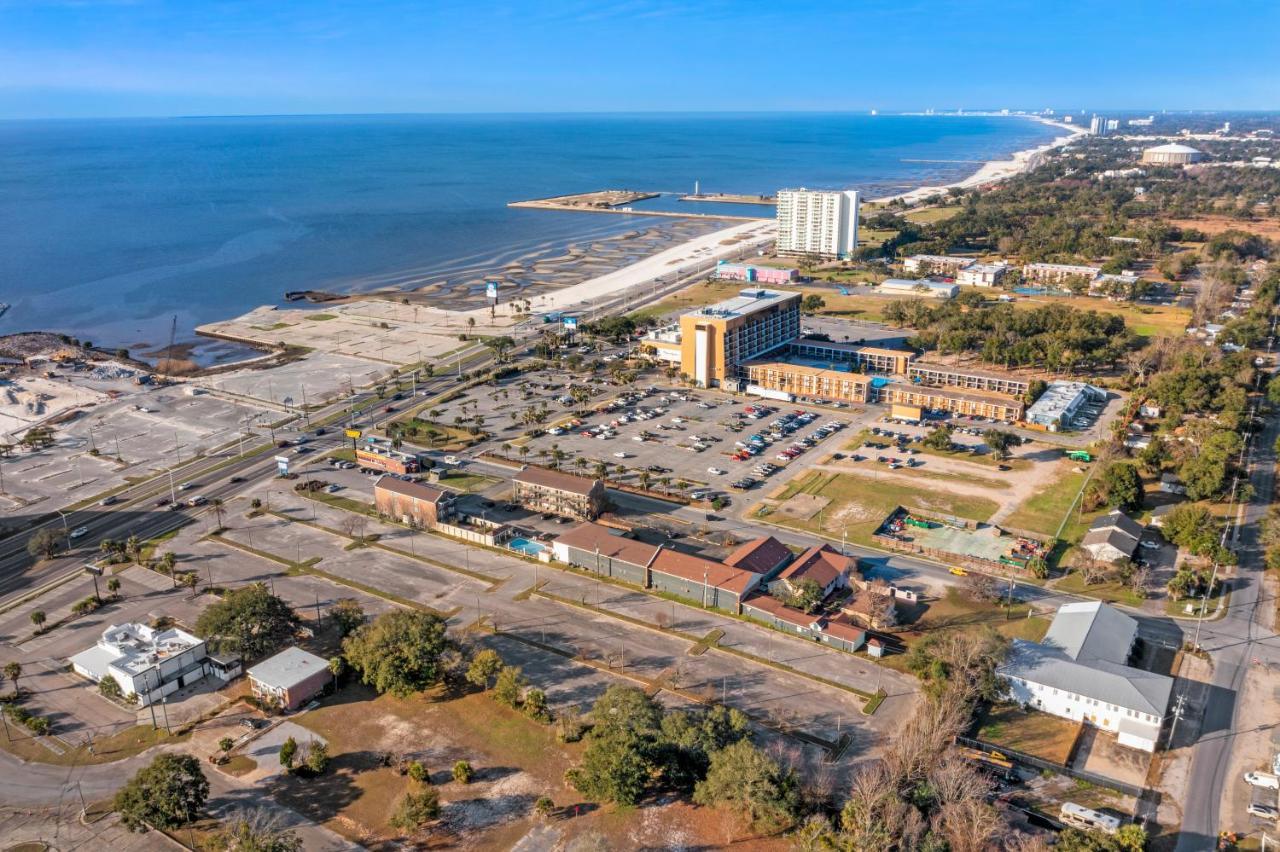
274 455 290 476
563 316 579 331
486 281 499 300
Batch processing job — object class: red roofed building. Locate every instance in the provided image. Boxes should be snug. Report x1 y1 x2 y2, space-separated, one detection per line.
723 536 793 578
551 522 659 586
648 549 761 613
740 593 866 653
768 544 854 601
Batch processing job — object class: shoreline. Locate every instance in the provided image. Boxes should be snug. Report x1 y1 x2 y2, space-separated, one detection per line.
871 116 1088 205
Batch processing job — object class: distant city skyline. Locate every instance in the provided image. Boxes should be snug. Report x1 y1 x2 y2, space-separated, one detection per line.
1 0 1276 119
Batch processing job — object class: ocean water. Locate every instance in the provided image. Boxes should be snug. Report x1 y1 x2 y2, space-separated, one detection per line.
0 113 1060 357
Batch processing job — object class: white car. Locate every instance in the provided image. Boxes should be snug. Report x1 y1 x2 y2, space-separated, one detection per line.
69 526 89 539
613 452 629 458
707 467 725 476
1246 771 1280 790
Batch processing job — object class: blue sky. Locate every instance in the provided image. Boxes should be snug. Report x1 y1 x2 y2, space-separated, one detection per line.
0 0 1276 118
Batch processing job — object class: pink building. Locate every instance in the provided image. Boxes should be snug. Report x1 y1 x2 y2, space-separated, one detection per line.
715 262 798 286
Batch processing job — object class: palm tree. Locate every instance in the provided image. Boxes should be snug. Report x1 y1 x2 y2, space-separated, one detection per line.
639 471 652 490
501 442 513 459
162 551 177 574
29 610 46 632
211 498 225 531
107 577 122 599
4 661 21 697
593 461 607 482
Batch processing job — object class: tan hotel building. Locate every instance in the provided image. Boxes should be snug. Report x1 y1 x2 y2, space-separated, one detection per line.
646 288 1028 422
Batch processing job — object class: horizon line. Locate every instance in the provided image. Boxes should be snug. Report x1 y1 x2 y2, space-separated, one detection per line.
0 108 1266 123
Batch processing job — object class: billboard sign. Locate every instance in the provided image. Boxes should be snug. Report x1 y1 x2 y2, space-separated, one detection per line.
563 316 579 331
486 281 499 300
344 429 362 440
275 455 290 476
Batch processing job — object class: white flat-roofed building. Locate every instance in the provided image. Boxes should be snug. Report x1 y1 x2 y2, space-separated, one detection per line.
902 255 973 276
957 263 1008 287
1024 381 1104 430
1000 602 1172 752
70 622 211 706
775 189 860 260
879 279 958 299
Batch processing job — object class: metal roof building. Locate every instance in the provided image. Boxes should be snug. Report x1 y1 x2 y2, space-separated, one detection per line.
1141 143 1204 165
1000 602 1173 752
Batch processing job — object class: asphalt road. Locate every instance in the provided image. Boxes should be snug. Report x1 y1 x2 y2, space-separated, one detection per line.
0 350 499 607
1175 400 1279 849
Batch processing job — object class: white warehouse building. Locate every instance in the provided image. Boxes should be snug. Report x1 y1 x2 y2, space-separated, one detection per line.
775 188 860 260
879 279 959 299
1024 381 1105 431
69 622 234 706
1000 602 1173 752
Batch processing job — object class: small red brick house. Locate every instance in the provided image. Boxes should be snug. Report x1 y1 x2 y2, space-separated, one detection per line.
247 646 330 711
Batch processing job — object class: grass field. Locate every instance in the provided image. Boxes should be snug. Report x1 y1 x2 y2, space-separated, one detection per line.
436 471 501 493
1002 465 1094 540
1052 572 1146 608
1010 293 1192 339
759 470 999 545
902 205 963 224
878 588 1050 672
977 703 1080 764
0 720 187 766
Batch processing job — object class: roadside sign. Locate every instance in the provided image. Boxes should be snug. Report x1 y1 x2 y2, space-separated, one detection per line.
344 429 362 440
83 564 103 576
563 316 579 331
486 281 499 300
275 455 290 476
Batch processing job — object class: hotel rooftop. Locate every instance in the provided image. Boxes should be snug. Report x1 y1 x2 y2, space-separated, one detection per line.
690 288 796 320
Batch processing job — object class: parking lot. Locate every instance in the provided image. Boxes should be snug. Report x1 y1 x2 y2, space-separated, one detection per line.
507 384 855 500
0 379 276 518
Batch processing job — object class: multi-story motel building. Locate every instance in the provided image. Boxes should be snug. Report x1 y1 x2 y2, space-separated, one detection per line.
902 254 974 276
775 189 860 260
644 288 1031 421
1022 262 1102 286
374 476 455 529
512 466 607 521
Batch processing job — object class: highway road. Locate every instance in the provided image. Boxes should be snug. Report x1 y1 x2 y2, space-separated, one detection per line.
0 347 498 607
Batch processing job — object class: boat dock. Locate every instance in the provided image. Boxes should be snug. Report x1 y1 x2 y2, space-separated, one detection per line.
679 192 776 206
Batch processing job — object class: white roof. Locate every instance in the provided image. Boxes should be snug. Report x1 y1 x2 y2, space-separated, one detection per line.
248 646 329 690
1146 143 1202 154
70 622 203 678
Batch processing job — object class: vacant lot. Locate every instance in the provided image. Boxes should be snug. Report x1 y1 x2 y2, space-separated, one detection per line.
281 683 786 850
1001 464 1093 540
758 470 1000 545
1008 292 1192 339
976 703 1080 765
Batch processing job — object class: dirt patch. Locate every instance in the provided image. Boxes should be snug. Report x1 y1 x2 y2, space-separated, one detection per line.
777 492 829 521
1171 216 1280 240
828 501 877 526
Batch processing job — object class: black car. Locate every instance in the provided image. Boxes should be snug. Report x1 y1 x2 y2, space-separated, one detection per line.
229 476 245 483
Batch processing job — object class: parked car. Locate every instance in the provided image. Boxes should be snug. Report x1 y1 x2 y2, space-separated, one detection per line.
1245 771 1280 790
1247 802 1279 820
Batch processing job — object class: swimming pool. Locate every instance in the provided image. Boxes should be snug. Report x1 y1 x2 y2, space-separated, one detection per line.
508 537 546 556
870 376 895 389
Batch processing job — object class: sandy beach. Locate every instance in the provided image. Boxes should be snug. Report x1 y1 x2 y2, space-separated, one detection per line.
872 116 1088 205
